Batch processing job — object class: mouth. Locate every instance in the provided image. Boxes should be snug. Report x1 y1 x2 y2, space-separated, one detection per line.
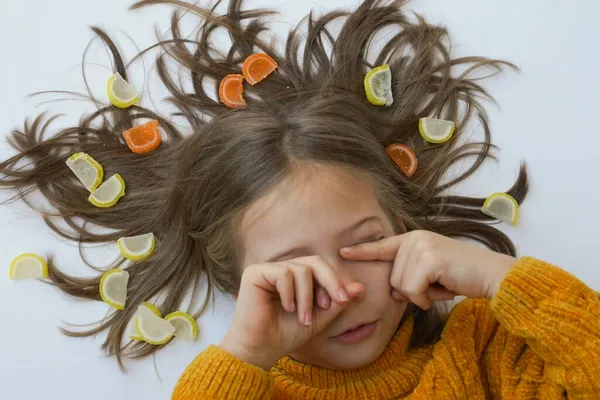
331 320 379 345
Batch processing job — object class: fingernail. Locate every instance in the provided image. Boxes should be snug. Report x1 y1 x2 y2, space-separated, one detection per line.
289 301 296 312
340 247 351 254
338 288 349 302
304 311 312 326
319 293 330 309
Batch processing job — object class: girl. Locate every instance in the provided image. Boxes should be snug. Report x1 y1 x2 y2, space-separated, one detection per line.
1 0 598 398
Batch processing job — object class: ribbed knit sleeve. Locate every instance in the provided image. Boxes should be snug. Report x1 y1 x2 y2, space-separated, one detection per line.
172 345 274 400
489 257 600 398
172 258 600 399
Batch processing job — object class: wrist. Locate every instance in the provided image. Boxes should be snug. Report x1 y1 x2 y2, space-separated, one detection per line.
219 337 278 371
485 254 516 300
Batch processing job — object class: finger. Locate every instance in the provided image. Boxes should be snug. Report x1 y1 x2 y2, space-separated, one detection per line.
286 263 315 326
244 264 296 312
389 235 412 294
344 281 366 300
312 301 350 335
400 250 433 310
340 233 409 261
274 266 296 312
315 285 331 309
425 285 456 301
391 289 409 301
292 256 351 304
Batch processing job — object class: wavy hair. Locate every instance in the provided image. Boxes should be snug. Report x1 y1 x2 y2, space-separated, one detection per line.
0 0 527 369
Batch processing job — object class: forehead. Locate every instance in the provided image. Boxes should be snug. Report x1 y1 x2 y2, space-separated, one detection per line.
238 164 388 263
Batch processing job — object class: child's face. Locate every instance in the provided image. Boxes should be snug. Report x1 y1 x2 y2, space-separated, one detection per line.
238 164 406 370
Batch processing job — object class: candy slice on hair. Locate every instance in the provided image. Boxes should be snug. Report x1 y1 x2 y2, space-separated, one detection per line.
130 302 162 340
385 143 418 177
135 313 175 345
419 117 454 144
88 174 126 208
219 74 247 109
123 120 162 154
481 192 519 225
364 64 393 106
165 311 199 341
66 152 104 192
106 72 140 109
118 233 155 262
242 53 278 85
99 269 129 310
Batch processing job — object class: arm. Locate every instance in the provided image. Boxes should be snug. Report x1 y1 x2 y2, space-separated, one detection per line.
489 257 600 397
341 233 600 397
172 256 363 399
171 346 274 400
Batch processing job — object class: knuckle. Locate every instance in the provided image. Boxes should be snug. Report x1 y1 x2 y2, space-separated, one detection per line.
298 290 313 305
420 249 440 266
280 267 293 280
400 282 416 296
289 263 313 283
304 255 323 265
301 290 313 301
414 237 430 253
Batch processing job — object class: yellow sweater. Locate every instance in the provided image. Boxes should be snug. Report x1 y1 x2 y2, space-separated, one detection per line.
172 257 600 399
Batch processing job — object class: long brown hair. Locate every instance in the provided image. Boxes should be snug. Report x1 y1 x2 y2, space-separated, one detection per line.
0 0 528 369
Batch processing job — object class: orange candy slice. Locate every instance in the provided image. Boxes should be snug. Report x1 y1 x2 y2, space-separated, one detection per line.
242 53 278 86
219 74 247 109
385 144 418 177
123 120 162 154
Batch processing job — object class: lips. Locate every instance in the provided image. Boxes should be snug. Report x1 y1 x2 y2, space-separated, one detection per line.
332 320 378 345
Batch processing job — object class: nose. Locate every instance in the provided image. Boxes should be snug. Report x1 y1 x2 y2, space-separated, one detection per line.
322 253 362 284
318 254 367 303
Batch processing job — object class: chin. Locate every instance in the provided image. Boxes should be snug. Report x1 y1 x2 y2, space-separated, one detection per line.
323 339 388 370
316 325 392 370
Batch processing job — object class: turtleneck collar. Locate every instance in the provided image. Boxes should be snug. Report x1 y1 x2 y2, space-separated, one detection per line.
271 318 433 397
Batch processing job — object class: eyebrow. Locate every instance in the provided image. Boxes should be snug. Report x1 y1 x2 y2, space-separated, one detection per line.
265 216 381 263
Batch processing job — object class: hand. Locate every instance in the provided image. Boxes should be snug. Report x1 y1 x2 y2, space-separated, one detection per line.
219 256 365 370
340 230 515 310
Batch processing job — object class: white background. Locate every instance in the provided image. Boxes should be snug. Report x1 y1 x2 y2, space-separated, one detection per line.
1 0 599 399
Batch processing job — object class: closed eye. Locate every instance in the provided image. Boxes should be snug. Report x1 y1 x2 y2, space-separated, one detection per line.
353 234 385 246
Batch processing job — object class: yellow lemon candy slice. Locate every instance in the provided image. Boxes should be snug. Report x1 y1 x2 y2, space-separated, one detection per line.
364 64 393 106
118 233 155 262
130 302 161 341
481 192 519 225
99 269 129 310
418 117 455 144
135 314 175 345
66 152 104 192
165 311 198 341
88 174 126 208
9 254 48 280
107 73 140 109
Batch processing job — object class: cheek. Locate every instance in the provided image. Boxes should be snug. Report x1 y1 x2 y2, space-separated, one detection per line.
353 262 405 329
